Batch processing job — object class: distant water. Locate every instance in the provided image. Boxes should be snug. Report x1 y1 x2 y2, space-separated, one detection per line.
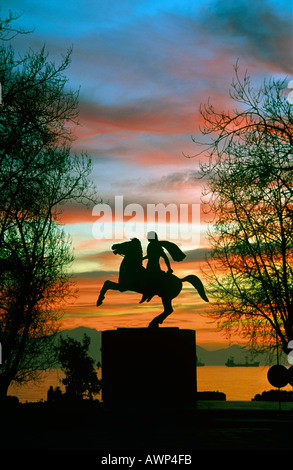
197 366 292 401
8 366 293 403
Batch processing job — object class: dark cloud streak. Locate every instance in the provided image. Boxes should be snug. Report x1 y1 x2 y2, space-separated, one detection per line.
200 0 293 73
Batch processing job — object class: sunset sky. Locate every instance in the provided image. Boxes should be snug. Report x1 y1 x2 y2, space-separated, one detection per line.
3 0 292 347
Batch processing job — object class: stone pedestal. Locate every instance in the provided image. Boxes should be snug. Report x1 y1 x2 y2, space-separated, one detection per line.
101 327 197 407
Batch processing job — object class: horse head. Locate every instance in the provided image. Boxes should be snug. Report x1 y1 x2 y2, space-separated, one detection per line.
112 238 143 261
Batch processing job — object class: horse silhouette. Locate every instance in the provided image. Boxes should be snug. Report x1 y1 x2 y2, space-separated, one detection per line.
96 238 209 327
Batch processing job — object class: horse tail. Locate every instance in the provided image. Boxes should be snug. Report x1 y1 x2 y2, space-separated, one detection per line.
181 275 209 303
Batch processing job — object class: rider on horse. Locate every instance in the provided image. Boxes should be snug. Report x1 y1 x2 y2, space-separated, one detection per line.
96 236 208 327
140 231 186 303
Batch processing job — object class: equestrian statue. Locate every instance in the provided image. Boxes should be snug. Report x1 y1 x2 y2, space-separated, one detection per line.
96 231 209 328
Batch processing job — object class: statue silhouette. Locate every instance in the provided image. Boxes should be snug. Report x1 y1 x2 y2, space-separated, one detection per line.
96 237 209 327
139 231 185 303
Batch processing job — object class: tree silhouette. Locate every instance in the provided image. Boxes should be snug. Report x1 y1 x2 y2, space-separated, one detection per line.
0 13 98 398
0 10 32 41
55 334 101 401
196 64 293 354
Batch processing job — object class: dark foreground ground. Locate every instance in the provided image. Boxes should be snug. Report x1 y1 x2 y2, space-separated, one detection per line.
1 400 293 464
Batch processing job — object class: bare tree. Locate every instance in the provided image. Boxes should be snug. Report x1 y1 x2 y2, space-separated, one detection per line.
0 10 32 41
195 64 293 354
0 14 98 398
0 222 73 394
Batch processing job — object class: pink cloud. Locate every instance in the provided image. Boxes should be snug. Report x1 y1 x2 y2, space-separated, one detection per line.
77 97 203 135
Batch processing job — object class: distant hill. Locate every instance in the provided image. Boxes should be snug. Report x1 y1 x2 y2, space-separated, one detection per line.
196 344 287 366
54 327 287 367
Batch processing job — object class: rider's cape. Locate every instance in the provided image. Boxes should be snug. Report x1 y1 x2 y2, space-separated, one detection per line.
159 241 186 262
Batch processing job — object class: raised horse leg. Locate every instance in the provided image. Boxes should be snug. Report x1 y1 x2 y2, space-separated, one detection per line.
97 280 121 306
148 297 173 328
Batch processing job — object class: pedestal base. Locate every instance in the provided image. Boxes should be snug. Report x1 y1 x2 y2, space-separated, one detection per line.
101 327 197 407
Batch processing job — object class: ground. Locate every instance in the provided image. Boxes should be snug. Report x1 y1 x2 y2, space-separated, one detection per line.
1 400 293 463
